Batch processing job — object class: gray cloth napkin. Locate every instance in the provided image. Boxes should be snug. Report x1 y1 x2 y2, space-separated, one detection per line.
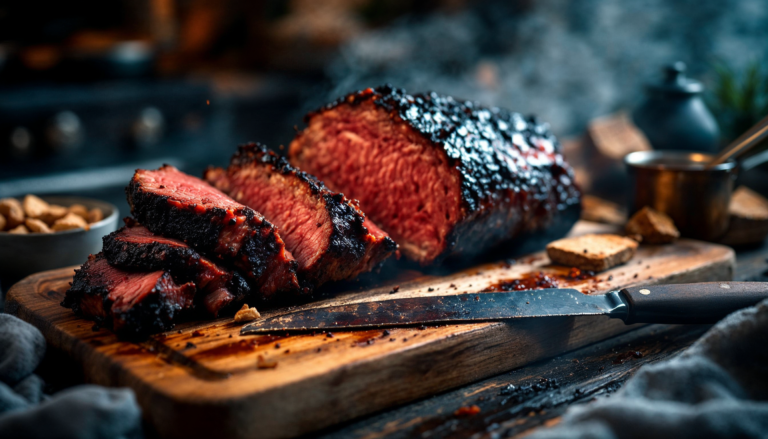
0 314 143 439
529 298 768 439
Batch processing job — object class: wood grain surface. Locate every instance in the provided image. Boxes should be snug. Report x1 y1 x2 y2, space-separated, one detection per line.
5 223 735 439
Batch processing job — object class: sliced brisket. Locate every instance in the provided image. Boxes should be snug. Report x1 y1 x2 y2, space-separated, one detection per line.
62 254 196 336
204 143 396 290
289 85 581 266
127 165 299 299
103 219 250 316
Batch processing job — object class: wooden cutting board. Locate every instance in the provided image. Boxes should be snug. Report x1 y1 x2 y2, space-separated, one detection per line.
6 222 734 439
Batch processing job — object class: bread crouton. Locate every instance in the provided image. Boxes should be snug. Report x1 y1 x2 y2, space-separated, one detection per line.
625 206 679 244
546 233 638 272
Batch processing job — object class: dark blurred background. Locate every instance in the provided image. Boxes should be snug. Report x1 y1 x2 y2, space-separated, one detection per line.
0 0 767 215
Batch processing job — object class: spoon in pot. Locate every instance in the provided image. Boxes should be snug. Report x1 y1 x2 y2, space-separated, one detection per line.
707 113 768 168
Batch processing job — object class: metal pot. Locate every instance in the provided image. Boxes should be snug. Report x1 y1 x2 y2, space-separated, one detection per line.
624 150 753 242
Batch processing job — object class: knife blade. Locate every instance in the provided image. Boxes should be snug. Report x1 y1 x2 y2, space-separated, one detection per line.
241 282 768 335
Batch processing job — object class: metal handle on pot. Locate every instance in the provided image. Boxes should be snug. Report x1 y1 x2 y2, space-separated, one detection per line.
708 114 768 168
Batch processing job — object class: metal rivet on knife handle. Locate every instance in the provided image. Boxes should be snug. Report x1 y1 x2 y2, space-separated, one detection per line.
639 289 651 295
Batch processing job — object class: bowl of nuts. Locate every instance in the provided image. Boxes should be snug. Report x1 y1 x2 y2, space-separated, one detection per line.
0 195 118 286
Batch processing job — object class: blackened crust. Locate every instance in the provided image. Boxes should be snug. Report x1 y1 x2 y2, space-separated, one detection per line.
126 165 299 298
62 254 195 338
224 143 396 287
301 85 581 263
102 221 250 312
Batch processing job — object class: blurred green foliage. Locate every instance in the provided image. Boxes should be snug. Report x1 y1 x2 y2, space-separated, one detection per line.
708 60 768 145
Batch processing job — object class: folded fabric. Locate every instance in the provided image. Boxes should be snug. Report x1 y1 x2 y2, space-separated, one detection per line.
0 314 143 439
528 298 768 439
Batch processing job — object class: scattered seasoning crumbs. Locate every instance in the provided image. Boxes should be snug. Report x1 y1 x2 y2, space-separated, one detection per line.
449 283 456 288
229 334 233 338
419 325 427 330
454 405 481 416
191 330 203 337
284 350 290 354
382 330 391 337
326 332 334 338
185 342 197 349
427 287 434 292
607 275 613 281
403 338 408 342
275 343 281 349
390 338 396 342
633 274 639 279
392 285 400 293
316 348 322 352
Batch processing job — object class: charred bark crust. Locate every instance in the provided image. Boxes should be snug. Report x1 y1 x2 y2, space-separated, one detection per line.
300 85 581 263
102 223 250 308
127 165 298 295
62 254 193 337
224 143 396 286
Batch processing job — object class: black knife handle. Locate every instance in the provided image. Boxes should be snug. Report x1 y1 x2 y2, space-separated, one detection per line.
620 282 768 324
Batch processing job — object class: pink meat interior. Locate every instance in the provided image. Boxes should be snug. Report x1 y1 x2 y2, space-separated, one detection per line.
117 224 232 291
136 166 242 210
118 223 187 247
222 167 332 270
290 101 462 263
84 257 191 314
136 166 257 258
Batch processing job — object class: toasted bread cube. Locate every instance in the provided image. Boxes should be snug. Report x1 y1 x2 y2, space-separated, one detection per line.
0 198 24 229
41 205 69 225
25 218 53 234
546 233 638 272
68 204 89 220
729 186 768 220
720 187 768 245
52 212 89 232
23 194 49 219
625 206 679 244
87 208 104 223
8 225 29 234
0 213 5 231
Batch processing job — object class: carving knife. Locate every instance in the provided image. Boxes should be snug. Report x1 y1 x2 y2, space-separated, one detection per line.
241 282 768 334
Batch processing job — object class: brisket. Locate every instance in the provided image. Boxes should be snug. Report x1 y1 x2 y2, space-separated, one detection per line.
289 85 581 265
204 143 396 291
127 165 299 299
103 219 250 316
62 254 196 336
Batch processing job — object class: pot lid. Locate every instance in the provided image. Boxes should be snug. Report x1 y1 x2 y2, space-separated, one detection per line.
647 62 703 95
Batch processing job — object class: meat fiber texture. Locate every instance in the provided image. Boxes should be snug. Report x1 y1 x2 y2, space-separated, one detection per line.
289 85 581 266
102 219 251 316
205 143 397 292
62 254 196 337
127 165 299 299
